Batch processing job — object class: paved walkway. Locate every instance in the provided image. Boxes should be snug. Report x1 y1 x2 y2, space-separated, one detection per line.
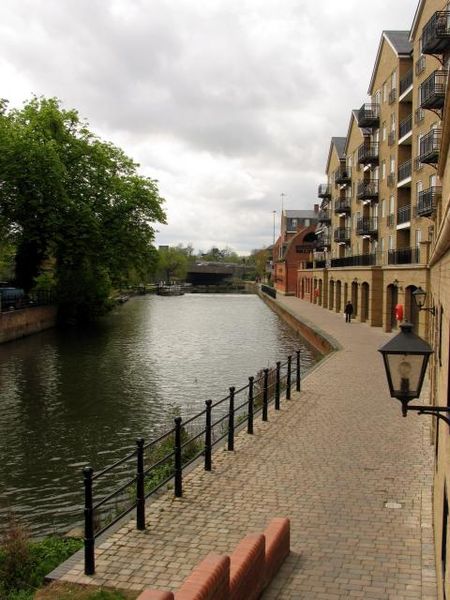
53 296 437 598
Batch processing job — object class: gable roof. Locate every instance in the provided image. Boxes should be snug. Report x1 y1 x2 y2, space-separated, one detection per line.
325 136 347 173
410 0 426 42
344 110 371 154
284 210 318 220
368 31 412 94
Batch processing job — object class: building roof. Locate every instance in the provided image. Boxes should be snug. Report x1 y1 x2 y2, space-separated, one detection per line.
284 210 318 219
344 111 370 153
409 0 426 42
325 136 347 173
368 30 412 94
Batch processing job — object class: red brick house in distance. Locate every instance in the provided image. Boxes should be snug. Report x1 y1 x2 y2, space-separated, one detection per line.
272 208 319 295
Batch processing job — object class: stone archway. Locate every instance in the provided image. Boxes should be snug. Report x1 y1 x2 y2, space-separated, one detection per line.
361 282 369 323
318 279 323 306
329 280 335 310
386 284 399 332
336 280 342 313
344 282 348 305
351 281 358 317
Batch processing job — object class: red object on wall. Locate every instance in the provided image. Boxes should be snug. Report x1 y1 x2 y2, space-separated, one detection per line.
314 288 320 297
395 304 404 321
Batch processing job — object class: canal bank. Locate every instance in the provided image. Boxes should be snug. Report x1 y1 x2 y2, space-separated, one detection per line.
50 294 436 598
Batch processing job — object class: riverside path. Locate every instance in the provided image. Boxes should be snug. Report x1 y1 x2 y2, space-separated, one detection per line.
51 295 437 599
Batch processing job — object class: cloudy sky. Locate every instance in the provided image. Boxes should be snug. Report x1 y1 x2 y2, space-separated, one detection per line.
1 0 418 253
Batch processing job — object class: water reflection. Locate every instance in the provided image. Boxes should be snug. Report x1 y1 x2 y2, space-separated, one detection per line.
0 294 317 535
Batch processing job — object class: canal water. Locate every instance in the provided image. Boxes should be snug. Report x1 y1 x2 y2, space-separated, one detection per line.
0 293 318 536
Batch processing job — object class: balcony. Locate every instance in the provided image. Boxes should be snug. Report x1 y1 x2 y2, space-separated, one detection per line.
420 70 448 109
316 233 331 248
330 254 377 268
334 198 351 215
414 107 425 124
357 142 379 165
318 183 331 198
397 204 411 225
318 210 331 224
357 103 380 128
334 164 351 185
398 114 412 141
357 179 379 201
387 247 419 265
419 129 442 164
356 217 378 236
422 11 450 54
399 69 413 97
333 228 351 243
417 186 441 217
397 159 412 184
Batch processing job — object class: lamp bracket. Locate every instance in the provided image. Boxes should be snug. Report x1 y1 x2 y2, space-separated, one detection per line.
419 306 436 316
407 405 450 427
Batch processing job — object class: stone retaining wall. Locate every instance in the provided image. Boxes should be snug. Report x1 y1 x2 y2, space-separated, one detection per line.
0 305 57 343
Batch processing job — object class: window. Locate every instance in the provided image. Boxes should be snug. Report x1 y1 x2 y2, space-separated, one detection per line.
381 198 386 217
380 237 384 252
416 180 423 201
390 113 396 132
383 82 388 103
389 195 395 215
415 229 422 247
388 235 393 250
382 122 387 141
382 161 386 179
304 219 310 227
390 157 395 174
391 70 397 90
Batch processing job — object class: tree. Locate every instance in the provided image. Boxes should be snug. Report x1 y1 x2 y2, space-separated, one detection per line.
200 246 241 263
157 246 189 282
0 97 166 321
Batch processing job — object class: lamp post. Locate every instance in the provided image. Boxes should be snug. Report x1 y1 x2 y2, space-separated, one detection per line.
412 286 436 316
378 322 450 424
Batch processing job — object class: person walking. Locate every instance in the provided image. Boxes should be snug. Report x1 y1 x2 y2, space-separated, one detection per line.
344 300 354 323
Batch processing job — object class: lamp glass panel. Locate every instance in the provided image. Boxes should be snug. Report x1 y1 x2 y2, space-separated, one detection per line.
386 353 425 397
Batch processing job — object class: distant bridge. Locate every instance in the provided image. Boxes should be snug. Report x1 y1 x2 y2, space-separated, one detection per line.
186 262 253 285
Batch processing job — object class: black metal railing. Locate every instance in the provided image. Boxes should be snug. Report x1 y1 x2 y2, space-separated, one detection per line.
420 70 448 109
330 254 376 267
422 11 450 54
387 247 420 265
397 159 412 182
334 198 351 214
357 103 380 128
357 143 379 165
318 210 331 223
415 107 425 124
399 114 412 139
334 228 351 243
315 260 326 268
261 284 276 299
386 214 395 227
357 180 379 200
0 289 56 313
316 234 331 247
334 164 352 185
417 186 441 217
81 351 303 575
419 129 442 164
318 184 331 198
356 217 378 236
415 55 426 76
397 204 411 224
400 68 413 95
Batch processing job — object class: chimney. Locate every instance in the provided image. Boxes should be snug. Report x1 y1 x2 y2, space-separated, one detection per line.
314 204 319 213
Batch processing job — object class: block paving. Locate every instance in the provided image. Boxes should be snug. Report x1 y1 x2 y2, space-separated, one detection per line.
52 296 437 598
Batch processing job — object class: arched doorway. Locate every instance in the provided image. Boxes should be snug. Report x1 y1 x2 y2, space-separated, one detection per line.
329 280 335 310
318 279 323 306
344 282 348 305
405 285 419 333
336 280 342 313
386 284 399 331
313 278 318 304
351 281 358 317
361 282 369 322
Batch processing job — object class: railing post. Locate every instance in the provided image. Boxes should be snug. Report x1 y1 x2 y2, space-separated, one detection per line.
247 377 254 434
275 362 281 410
205 400 212 471
83 466 95 576
174 417 183 497
228 387 235 451
296 350 301 392
286 356 292 400
136 438 145 531
262 368 269 421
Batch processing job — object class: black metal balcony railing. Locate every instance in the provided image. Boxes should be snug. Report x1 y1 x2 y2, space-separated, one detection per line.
330 254 377 268
420 70 448 109
386 214 395 227
417 186 441 217
388 131 396 146
387 173 396 187
415 55 426 76
415 107 425 124
316 234 331 247
318 183 331 198
397 204 411 224
397 159 412 182
357 103 380 128
400 68 413 95
357 143 379 165
419 129 442 164
318 210 331 223
357 179 379 200
414 156 423 171
399 114 412 139
387 247 420 265
334 164 352 185
422 11 450 54
315 260 326 269
388 88 397 104
356 217 378 236
334 228 351 243
334 198 351 214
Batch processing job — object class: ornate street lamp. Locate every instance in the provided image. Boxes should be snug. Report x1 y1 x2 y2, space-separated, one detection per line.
412 286 436 316
378 322 450 424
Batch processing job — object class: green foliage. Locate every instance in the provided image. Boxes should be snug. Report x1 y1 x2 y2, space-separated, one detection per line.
199 246 241 263
32 272 56 293
0 517 83 600
157 245 189 282
0 96 166 320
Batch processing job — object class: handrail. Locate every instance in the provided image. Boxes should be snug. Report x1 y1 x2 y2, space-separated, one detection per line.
82 349 304 575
